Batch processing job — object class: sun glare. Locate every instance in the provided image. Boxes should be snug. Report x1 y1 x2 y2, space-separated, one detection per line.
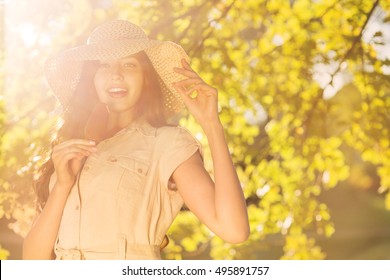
18 23 38 47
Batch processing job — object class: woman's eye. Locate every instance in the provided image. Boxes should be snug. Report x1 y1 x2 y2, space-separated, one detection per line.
124 62 136 68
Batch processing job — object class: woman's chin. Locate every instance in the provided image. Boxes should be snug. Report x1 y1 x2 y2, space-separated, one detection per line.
105 103 137 115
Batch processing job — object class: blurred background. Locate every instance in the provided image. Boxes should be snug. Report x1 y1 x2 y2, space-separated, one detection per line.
0 0 389 260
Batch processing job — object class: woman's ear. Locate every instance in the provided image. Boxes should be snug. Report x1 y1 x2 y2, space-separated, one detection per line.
84 102 109 143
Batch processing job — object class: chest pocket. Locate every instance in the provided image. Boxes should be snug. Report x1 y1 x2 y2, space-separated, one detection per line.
106 154 150 198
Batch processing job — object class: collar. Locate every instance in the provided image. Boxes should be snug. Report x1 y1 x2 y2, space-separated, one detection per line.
122 118 157 137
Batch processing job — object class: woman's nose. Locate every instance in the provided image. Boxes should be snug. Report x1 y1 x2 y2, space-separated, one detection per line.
110 65 123 80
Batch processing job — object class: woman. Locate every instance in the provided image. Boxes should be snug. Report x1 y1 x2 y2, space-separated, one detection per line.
23 19 249 260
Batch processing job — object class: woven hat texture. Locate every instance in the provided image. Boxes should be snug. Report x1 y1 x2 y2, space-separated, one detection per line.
45 20 189 114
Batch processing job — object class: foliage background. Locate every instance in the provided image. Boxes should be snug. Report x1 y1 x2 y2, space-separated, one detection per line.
1 0 390 260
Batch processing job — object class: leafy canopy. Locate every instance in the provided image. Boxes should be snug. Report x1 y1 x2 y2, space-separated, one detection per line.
1 0 389 259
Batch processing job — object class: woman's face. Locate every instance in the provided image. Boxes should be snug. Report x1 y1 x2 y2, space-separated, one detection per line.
93 55 144 114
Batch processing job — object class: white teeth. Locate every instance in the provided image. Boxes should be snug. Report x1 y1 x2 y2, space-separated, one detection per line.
108 88 126 93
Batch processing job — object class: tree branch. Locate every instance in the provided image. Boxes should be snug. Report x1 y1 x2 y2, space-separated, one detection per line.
188 0 237 57
328 0 379 81
302 0 380 139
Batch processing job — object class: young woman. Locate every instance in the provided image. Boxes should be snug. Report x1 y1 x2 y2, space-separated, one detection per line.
23 19 249 260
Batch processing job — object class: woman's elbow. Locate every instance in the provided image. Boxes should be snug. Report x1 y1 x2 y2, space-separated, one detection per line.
232 228 250 244
22 243 33 260
22 240 36 260
22 239 53 260
221 225 250 244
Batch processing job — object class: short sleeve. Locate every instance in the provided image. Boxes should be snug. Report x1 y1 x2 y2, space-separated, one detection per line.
158 127 203 190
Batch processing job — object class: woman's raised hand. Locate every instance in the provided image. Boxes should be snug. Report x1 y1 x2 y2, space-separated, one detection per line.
51 139 97 189
172 59 220 127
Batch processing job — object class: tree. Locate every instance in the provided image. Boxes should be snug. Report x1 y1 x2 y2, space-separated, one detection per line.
1 0 389 259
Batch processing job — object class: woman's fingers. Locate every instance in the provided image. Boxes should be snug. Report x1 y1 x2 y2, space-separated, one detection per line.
173 80 217 96
181 58 193 70
51 138 97 187
54 146 92 157
184 83 216 96
173 77 203 87
52 139 97 167
53 139 97 154
54 139 96 149
172 59 220 125
173 65 199 78
54 144 97 155
55 153 85 168
173 60 216 96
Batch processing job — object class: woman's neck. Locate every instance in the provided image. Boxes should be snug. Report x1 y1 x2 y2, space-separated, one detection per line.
84 104 140 142
106 111 137 135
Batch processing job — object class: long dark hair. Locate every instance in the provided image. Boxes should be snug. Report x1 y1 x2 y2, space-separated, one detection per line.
34 51 167 212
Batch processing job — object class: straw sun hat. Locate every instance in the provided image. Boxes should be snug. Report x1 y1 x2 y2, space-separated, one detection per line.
44 19 189 114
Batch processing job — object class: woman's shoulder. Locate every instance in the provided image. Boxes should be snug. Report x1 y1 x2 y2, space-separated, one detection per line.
156 125 193 137
155 125 200 146
154 125 203 158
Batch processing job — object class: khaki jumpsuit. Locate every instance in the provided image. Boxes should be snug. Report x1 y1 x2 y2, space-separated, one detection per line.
49 120 202 259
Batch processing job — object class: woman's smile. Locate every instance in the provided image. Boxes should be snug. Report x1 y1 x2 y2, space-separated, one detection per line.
107 87 128 98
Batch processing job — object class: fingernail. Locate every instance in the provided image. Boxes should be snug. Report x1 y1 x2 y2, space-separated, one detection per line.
88 140 96 145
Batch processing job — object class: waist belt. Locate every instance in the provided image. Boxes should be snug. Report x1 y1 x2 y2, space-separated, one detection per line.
55 243 161 260
55 248 85 260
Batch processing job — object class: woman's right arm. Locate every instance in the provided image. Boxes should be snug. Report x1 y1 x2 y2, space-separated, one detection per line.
22 139 97 259
23 182 73 259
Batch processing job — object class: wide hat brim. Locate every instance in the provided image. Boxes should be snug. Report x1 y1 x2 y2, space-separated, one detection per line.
44 21 189 115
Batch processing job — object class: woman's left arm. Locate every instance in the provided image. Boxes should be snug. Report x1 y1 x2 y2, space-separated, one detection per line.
172 59 249 243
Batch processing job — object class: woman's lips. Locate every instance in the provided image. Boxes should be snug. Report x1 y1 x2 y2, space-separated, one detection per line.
107 87 128 98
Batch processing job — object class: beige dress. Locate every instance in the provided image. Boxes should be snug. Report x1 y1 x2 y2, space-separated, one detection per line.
49 120 202 260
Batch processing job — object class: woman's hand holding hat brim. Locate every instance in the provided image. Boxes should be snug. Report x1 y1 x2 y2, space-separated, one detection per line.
172 59 220 127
